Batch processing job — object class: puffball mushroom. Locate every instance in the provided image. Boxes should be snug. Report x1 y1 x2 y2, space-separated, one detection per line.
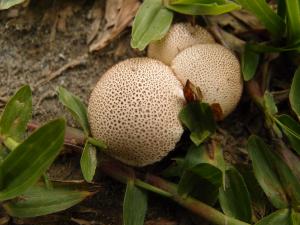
171 44 243 118
148 22 215 65
88 58 185 167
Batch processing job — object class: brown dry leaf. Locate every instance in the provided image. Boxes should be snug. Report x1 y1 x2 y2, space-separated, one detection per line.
105 0 123 28
208 23 245 53
183 80 203 102
86 0 104 44
41 1 82 37
216 28 245 53
231 10 264 31
208 14 248 34
211 103 223 121
0 215 9 225
89 0 140 52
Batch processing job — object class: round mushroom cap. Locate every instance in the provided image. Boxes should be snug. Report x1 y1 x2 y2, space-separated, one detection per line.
88 58 185 167
147 22 215 65
171 44 243 118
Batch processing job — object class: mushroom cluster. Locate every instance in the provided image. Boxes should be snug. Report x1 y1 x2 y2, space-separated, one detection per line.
88 22 243 167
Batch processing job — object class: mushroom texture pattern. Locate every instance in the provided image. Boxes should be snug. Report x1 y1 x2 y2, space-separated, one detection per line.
171 44 243 118
88 58 185 167
148 22 215 65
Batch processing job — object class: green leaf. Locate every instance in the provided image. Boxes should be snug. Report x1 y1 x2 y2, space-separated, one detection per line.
290 67 300 120
165 1 241 16
161 158 185 178
237 164 268 220
255 209 291 225
87 137 107 149
247 42 300 53
219 168 252 223
291 209 300 225
0 85 32 143
270 148 300 207
170 0 227 4
57 86 90 135
80 142 97 182
181 144 226 177
277 0 286 18
178 144 225 204
0 0 26 10
264 92 278 115
247 135 288 209
275 114 300 155
284 0 300 44
0 119 65 201
178 171 220 204
123 180 147 225
179 102 216 146
3 183 91 218
242 44 260 81
235 0 285 38
131 0 173 50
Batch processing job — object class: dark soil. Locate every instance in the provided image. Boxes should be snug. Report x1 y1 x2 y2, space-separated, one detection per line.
0 1 250 224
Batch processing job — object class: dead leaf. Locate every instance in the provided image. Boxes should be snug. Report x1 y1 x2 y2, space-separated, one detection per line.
89 0 140 52
86 0 103 44
0 215 9 225
208 14 248 34
211 103 223 121
105 0 122 28
208 23 245 53
231 10 264 31
183 80 203 102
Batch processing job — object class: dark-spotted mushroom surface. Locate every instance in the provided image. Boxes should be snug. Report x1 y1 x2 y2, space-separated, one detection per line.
171 44 243 118
148 22 215 65
88 58 185 167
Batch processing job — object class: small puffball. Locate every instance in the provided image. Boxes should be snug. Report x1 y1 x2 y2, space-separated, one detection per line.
88 58 185 167
171 44 243 118
148 22 215 65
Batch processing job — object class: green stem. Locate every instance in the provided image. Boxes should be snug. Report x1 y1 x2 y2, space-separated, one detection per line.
146 175 250 225
100 160 250 225
134 179 172 198
87 137 107 149
3 137 20 151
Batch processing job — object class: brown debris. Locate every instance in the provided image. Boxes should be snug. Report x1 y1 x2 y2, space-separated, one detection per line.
105 0 123 28
183 80 203 102
86 0 104 44
89 0 140 52
211 103 223 121
231 10 264 31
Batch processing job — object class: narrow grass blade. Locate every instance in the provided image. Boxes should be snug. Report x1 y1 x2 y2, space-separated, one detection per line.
0 119 65 201
123 180 147 225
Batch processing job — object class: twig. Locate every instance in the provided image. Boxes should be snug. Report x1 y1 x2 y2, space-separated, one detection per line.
28 122 86 151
